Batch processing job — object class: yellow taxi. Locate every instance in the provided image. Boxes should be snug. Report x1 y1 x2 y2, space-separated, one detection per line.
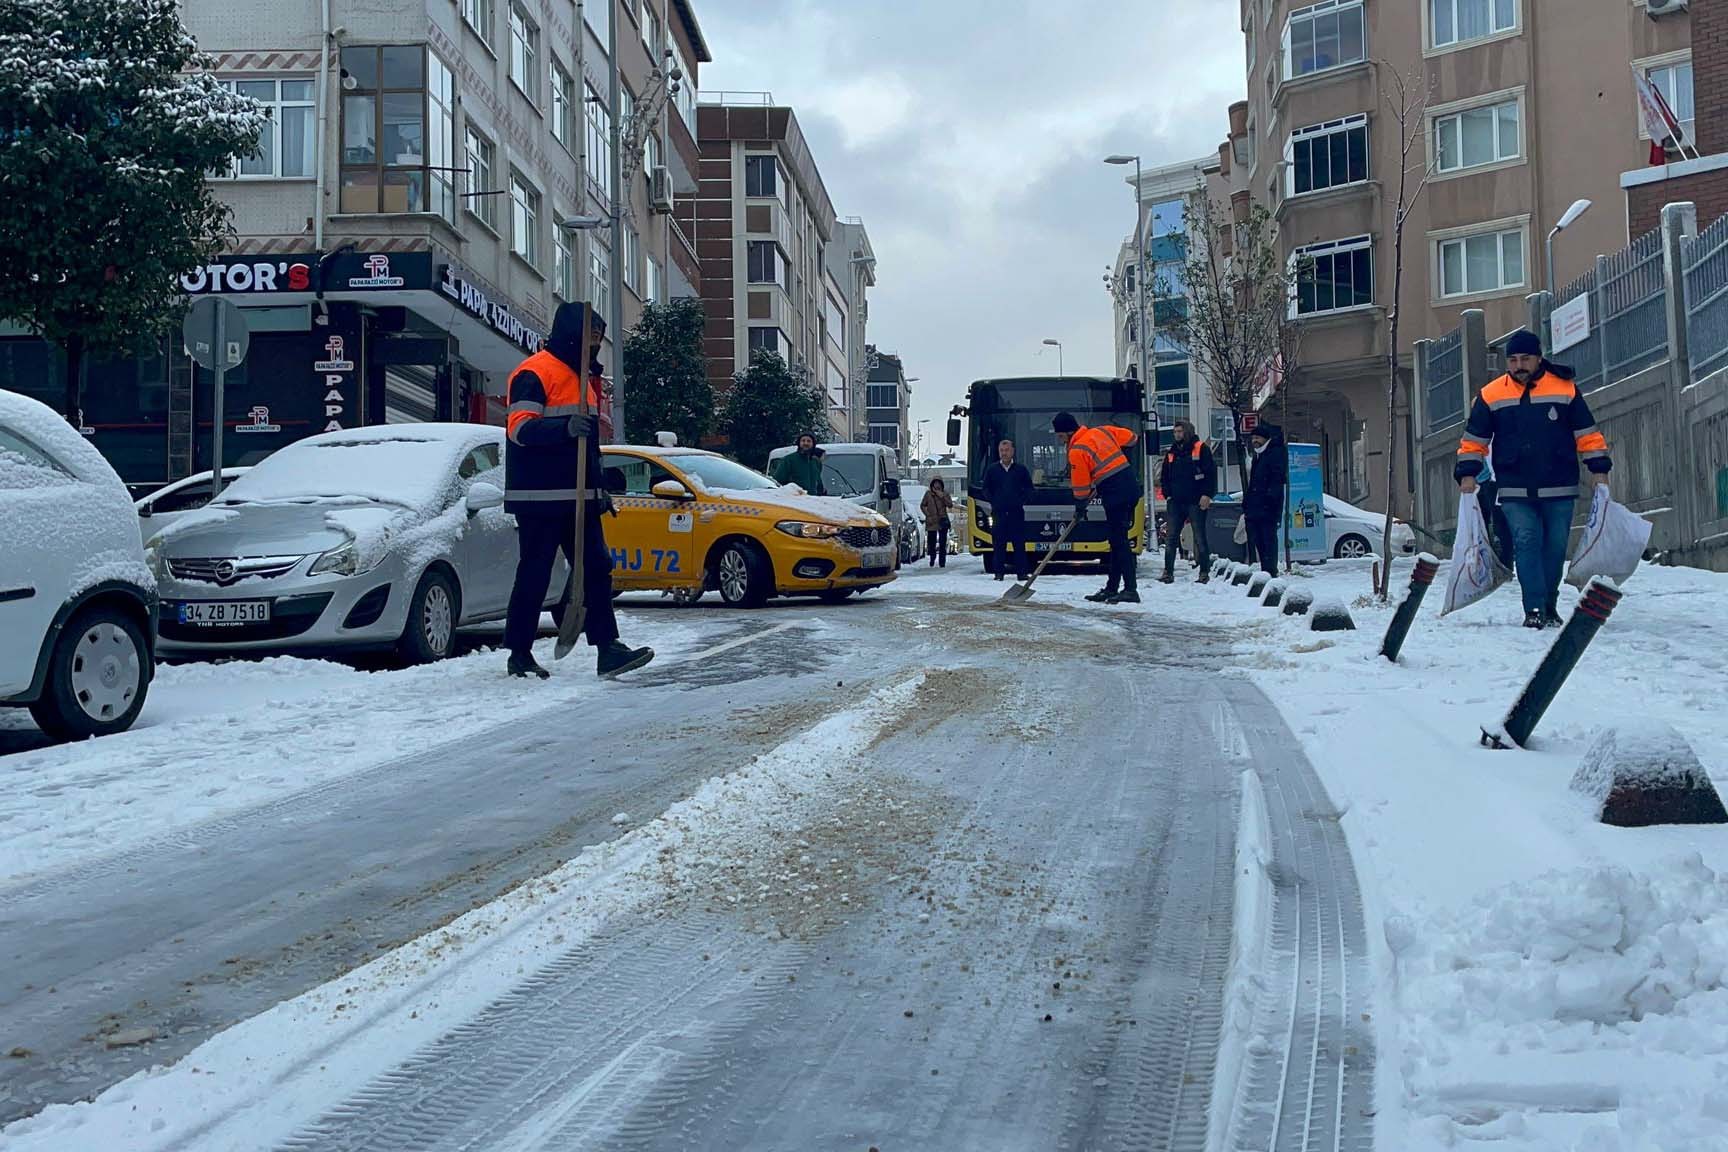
597 445 898 607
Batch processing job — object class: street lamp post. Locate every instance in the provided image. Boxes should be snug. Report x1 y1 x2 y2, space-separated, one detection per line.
1546 198 1594 345
1041 338 1064 377
1104 155 1149 394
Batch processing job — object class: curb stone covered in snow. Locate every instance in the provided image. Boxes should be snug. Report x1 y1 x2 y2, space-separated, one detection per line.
1572 722 1727 827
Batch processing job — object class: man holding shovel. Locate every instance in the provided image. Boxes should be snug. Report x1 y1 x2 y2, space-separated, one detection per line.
502 302 654 679
1053 411 1141 605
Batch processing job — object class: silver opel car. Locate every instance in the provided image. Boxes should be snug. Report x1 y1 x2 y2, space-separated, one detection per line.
146 424 563 661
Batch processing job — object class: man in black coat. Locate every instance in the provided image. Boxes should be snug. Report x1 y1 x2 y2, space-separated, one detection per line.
981 437 1035 581
1157 419 1218 584
1242 422 1287 577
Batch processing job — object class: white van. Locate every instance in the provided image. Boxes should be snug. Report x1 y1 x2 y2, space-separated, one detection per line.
767 442 916 562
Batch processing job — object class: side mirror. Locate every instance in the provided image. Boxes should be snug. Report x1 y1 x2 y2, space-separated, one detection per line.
138 503 154 517
946 417 961 447
651 479 693 501
880 479 901 500
466 481 505 514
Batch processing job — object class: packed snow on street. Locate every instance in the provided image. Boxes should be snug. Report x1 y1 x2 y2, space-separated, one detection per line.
2 553 1726 1151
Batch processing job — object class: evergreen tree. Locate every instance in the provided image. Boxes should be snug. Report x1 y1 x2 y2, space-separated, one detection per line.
0 0 267 420
622 297 712 448
722 350 826 471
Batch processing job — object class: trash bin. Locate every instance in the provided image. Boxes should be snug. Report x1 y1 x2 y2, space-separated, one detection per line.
1207 502 1249 563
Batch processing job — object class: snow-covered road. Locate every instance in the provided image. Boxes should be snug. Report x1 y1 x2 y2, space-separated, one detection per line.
0 567 1375 1151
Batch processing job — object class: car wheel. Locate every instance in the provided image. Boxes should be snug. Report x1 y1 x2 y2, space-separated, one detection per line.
817 589 855 604
1334 534 1373 559
398 568 459 663
714 540 771 608
30 606 149 741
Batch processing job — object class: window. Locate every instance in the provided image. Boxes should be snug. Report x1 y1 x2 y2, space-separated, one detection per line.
1284 0 1365 80
670 35 695 132
1438 226 1525 298
824 293 845 353
465 128 498 230
641 1 662 55
340 46 450 215
555 215 577 300
866 383 897 410
1646 60 1695 133
747 240 785 286
1293 235 1373 316
0 428 73 489
427 55 456 221
748 327 780 355
585 0 610 48
645 125 661 175
458 445 500 480
220 78 314 178
646 254 662 302
585 82 612 197
510 172 540 265
588 240 611 319
746 155 778 198
868 424 899 448
1288 114 1368 196
509 3 538 98
551 60 575 149
1430 0 1515 50
462 0 493 45
624 226 641 293
1434 98 1520 173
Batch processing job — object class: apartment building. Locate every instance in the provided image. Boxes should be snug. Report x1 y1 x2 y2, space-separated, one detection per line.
826 217 877 440
1224 0 1694 511
695 97 847 438
864 349 912 463
1108 156 1223 449
0 0 709 487
1623 0 1726 234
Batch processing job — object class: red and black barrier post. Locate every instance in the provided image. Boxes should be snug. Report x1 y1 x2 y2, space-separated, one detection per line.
1482 578 1624 750
1379 553 1440 663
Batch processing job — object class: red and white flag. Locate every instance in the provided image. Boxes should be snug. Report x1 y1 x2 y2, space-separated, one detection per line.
1633 67 1691 164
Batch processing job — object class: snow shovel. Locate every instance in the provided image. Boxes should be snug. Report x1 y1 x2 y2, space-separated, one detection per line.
554 305 596 660
1001 515 1080 603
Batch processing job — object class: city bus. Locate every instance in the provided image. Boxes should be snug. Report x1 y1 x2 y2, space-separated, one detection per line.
946 376 1151 572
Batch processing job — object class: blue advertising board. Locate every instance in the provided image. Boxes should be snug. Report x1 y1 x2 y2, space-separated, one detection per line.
1286 442 1327 562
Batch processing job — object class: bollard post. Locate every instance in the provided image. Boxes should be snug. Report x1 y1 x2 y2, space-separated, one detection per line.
1482 578 1624 750
1379 553 1440 663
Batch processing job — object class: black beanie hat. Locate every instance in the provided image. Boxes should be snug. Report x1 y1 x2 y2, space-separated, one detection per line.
1506 329 1543 358
1052 412 1079 434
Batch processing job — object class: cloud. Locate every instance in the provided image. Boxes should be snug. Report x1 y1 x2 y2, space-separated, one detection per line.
697 0 1245 443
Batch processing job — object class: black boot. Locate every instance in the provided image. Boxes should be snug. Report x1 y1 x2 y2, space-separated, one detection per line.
1522 610 1545 630
1108 589 1142 604
1085 586 1117 603
1157 572 1175 585
1196 570 1211 584
598 641 655 679
507 651 550 679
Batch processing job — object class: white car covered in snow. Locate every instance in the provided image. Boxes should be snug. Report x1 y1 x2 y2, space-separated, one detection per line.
135 468 251 544
145 424 563 662
1 389 158 740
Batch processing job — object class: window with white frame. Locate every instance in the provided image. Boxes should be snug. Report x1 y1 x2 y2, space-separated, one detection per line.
510 171 540 266
585 82 612 197
584 0 609 50
641 1 661 55
1430 0 1515 51
670 35 696 132
1434 98 1520 173
428 54 456 222
623 226 640 293
462 0 493 45
1437 226 1525 298
554 216 577 300
588 240 611 318
646 254 662 302
1283 0 1365 80
551 60 575 149
748 327 780 356
866 383 898 410
465 127 498 231
1293 235 1373 316
1646 59 1695 133
508 3 538 98
220 78 315 178
1287 113 1368 196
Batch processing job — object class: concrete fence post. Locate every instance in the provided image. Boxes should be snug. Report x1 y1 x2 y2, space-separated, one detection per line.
1460 309 1489 402
1528 290 1553 349
1660 201 1700 556
1413 338 1431 525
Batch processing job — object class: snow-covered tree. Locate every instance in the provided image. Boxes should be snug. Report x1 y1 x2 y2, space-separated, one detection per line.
0 0 266 420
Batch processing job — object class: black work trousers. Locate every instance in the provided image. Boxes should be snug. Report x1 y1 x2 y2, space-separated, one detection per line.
1163 502 1211 576
504 505 619 655
1100 477 1139 593
1246 514 1280 577
993 512 1030 579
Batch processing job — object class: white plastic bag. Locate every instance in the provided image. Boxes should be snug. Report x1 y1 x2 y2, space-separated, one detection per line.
1567 485 1652 589
1440 491 1512 616
1233 514 1248 545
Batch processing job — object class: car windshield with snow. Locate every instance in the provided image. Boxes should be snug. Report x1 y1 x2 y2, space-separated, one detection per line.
144 425 565 662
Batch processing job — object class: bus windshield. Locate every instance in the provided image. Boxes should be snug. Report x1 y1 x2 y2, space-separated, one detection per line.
966 379 1145 497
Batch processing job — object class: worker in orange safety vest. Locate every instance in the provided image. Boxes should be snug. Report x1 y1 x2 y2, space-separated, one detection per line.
1053 411 1141 605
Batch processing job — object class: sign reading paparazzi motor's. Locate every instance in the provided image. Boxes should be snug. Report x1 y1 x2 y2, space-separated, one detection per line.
179 252 435 296
314 305 365 432
438 264 545 354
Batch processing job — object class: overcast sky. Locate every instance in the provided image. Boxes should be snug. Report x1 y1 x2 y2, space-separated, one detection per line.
697 0 1245 455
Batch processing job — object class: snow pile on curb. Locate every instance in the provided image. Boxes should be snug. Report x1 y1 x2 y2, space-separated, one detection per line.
1207 768 1275 1152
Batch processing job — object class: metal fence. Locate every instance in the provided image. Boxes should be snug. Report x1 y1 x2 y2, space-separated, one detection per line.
1684 211 1728 384
1600 228 1668 385
1422 326 1464 431
1552 267 1603 391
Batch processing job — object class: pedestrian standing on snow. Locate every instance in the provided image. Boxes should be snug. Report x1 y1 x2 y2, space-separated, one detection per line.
502 302 653 680
921 478 954 566
1242 422 1287 578
1054 411 1141 604
1457 327 1612 628
1157 418 1217 585
772 433 827 495
981 437 1034 582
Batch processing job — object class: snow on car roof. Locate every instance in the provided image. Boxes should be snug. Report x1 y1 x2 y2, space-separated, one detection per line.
607 444 715 458
0 387 125 487
215 423 500 511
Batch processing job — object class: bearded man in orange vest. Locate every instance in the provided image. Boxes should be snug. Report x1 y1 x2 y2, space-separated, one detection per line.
1053 411 1141 605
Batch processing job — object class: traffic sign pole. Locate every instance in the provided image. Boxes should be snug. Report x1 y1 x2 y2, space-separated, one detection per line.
212 304 227 501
